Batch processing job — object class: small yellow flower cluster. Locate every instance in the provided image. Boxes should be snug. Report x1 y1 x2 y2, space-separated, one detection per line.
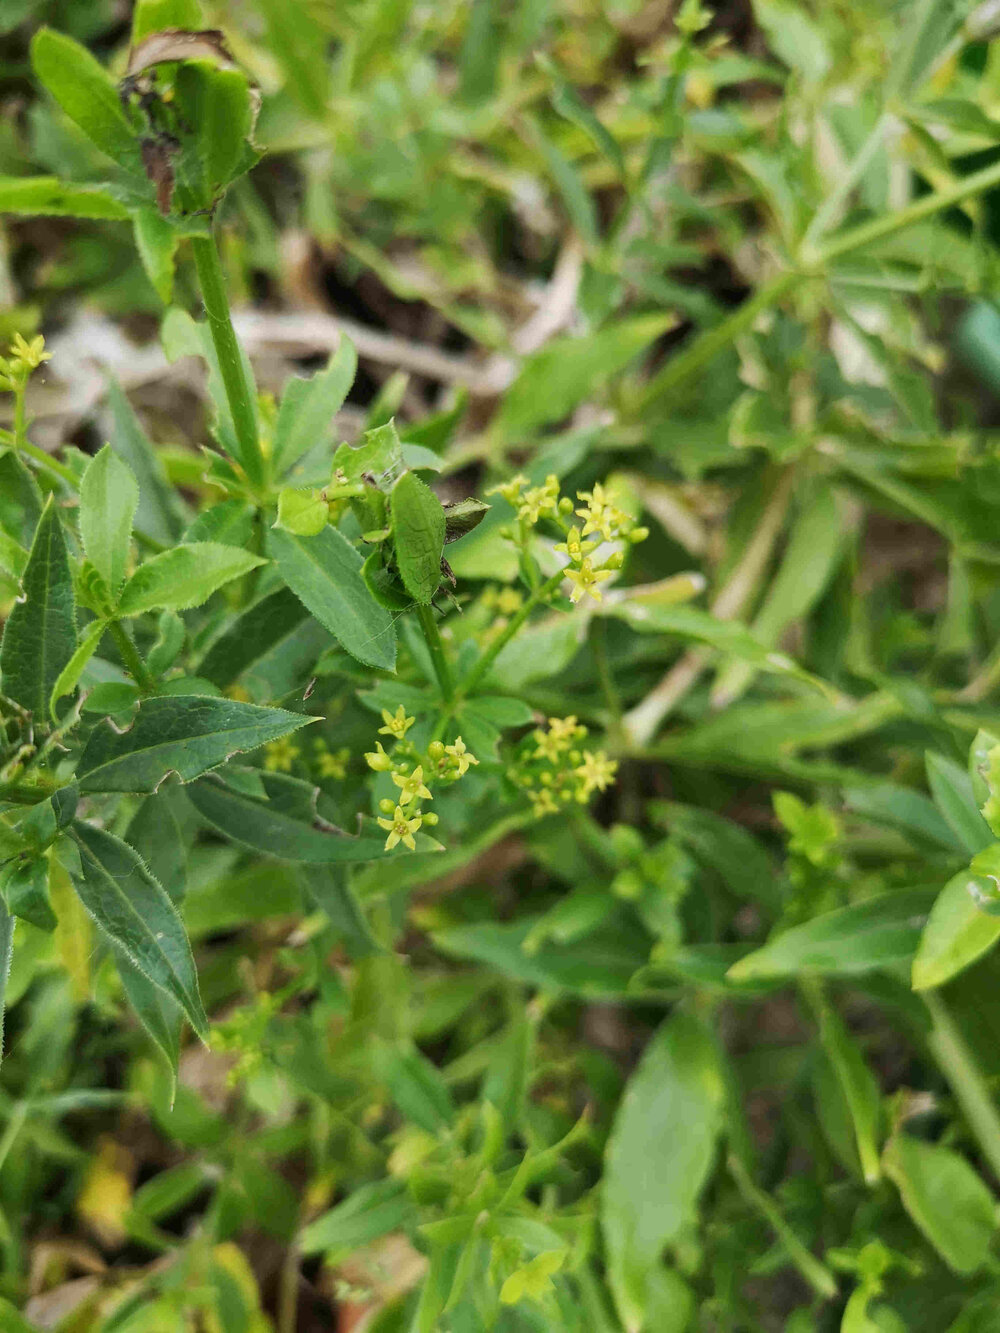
487 474 649 606
510 715 618 817
313 738 350 780
365 707 479 851
0 333 51 392
264 735 301 772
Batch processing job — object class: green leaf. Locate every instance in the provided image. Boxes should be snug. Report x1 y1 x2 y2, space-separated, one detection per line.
49 620 108 720
132 0 203 41
272 339 357 474
198 588 308 688
2 855 56 932
815 996 882 1184
390 470 445 605
498 314 673 438
300 1180 415 1255
274 488 328 537
0 176 130 220
883 1133 996 1275
107 378 185 545
655 802 781 910
69 822 206 1038
602 1014 725 1329
926 752 994 857
77 695 313 794
0 499 77 719
174 64 255 204
187 771 409 863
372 1039 454 1134
116 543 266 617
0 450 42 548
79 445 139 596
728 890 937 981
133 207 178 304
30 29 143 174
301 868 385 957
269 525 396 671
912 857 1000 991
115 947 182 1096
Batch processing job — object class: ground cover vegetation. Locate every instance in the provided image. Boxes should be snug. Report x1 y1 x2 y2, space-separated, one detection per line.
4 0 1000 1328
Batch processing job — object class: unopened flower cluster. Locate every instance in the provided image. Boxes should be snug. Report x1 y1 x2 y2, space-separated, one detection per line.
487 474 648 605
366 705 478 851
263 734 350 781
0 333 50 394
509 715 618 818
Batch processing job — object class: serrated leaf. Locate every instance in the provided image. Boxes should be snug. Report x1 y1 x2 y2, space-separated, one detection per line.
272 339 357 474
391 470 445 605
0 450 42 548
133 207 178 303
115 947 182 1097
269 525 396 671
197 588 308 688
187 771 419 863
77 695 313 793
107 378 185 545
80 445 139 596
0 176 130 220
602 1014 725 1329
69 821 206 1038
2 855 56 932
0 500 77 719
116 543 265 617
31 29 143 175
174 63 254 205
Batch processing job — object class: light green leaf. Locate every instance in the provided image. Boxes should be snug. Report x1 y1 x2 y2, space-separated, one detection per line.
0 901 12 1067
274 488 328 536
132 0 203 41
77 695 313 794
133 208 178 304
0 499 77 719
0 176 130 220
728 890 936 981
300 1180 415 1255
815 996 882 1184
498 314 674 438
80 445 139 596
272 339 357 474
2 856 56 932
269 525 396 671
30 29 143 174
116 543 265 617
107 378 185 545
175 64 254 203
926 752 995 856
912 857 1000 991
883 1133 996 1275
50 619 107 721
391 470 445 605
602 1014 725 1329
69 821 207 1039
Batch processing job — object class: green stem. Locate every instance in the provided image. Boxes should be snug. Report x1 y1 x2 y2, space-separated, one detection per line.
924 991 1000 1181
727 1152 838 1300
109 620 156 694
190 231 266 491
416 603 454 701
639 154 1000 411
20 440 78 489
460 569 566 699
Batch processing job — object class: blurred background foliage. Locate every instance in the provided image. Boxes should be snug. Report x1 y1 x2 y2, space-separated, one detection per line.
7 0 1000 1329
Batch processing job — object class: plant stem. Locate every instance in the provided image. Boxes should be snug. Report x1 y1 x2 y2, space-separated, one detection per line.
924 991 1000 1181
416 603 454 701
727 1152 838 1300
460 568 566 698
19 440 78 488
109 620 156 694
190 231 266 491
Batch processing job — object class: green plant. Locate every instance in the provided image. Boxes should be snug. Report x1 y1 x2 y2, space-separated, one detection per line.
7 0 1000 1329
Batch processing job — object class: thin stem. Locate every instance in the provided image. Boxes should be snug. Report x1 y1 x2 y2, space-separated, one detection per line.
190 231 266 491
20 440 78 489
801 112 893 249
416 603 454 701
460 569 565 699
109 620 156 694
924 991 1000 1182
727 1152 838 1300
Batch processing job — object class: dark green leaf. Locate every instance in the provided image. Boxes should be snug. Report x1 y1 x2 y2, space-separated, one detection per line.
116 543 266 617
2 856 56 932
106 379 185 545
115 946 182 1094
78 695 313 793
391 471 445 605
0 500 77 719
198 588 308 688
69 821 206 1038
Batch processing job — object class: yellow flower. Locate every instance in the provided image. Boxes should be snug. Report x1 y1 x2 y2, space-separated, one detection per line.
575 750 618 798
515 474 560 526
496 587 523 616
564 558 613 604
548 716 585 743
365 742 394 772
486 474 529 505
392 764 432 806
316 744 350 779
379 705 415 739
554 526 594 565
264 737 300 772
575 482 625 542
445 736 478 776
530 788 559 817
9 332 51 373
377 805 423 851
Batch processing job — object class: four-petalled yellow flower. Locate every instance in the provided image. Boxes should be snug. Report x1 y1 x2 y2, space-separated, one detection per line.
378 805 423 851
379 705 415 739
445 736 478 777
564 558 612 604
393 765 433 806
